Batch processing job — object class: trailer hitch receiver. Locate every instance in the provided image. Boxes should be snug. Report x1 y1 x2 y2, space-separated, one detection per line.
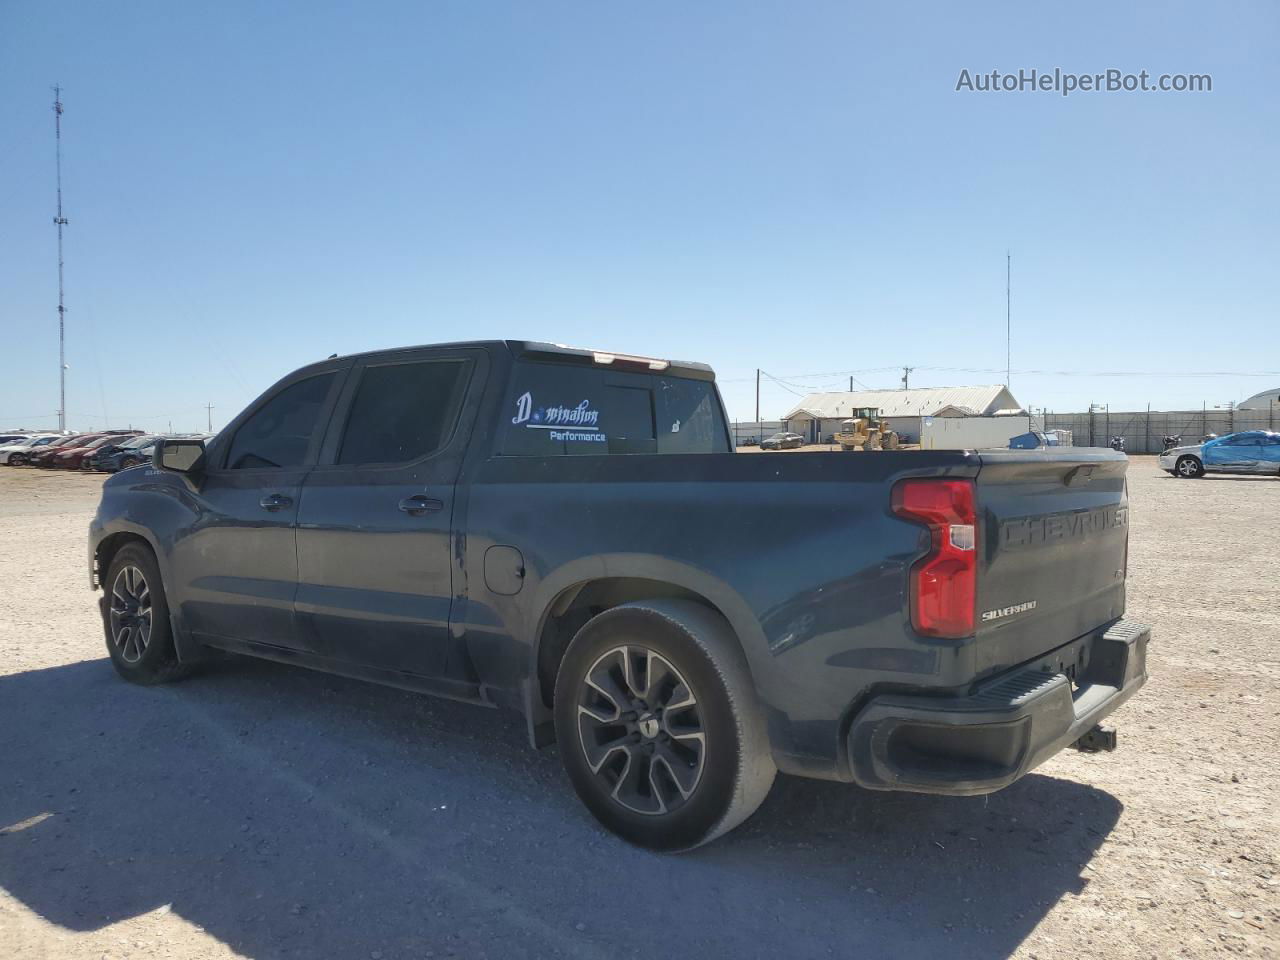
1071 724 1117 753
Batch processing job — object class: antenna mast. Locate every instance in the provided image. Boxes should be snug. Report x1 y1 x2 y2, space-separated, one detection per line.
1005 251 1011 388
53 86 69 432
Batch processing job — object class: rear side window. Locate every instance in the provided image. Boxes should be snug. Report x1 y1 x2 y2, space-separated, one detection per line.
226 372 336 470
501 362 728 456
655 377 728 454
337 359 469 465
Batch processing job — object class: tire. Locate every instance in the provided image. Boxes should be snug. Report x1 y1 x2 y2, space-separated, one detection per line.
102 542 191 685
554 599 775 851
1175 455 1204 478
10 454 26 466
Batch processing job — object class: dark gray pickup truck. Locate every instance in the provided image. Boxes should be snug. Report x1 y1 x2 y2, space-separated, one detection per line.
89 340 1149 850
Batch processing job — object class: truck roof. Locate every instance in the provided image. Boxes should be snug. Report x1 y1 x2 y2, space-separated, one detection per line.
321 340 716 381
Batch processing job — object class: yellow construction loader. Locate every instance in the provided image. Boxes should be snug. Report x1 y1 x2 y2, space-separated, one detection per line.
834 408 900 451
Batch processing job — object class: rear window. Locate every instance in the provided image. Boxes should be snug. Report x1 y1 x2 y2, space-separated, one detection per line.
501 362 729 456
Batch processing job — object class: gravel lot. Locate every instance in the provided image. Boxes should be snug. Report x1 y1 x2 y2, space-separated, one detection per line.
0 458 1276 960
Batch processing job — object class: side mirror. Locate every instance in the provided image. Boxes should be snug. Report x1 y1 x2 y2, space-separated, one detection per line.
154 437 206 474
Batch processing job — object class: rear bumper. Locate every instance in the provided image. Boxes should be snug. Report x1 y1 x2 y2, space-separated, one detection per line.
846 619 1149 796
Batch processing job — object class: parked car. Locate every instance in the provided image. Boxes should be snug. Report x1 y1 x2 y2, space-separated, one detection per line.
0 435 55 464
52 435 126 470
759 431 804 450
31 433 108 467
85 435 158 472
1159 430 1280 478
11 434 83 466
0 433 33 446
91 340 1148 850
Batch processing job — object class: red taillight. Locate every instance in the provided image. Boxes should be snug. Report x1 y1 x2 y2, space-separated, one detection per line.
891 478 977 638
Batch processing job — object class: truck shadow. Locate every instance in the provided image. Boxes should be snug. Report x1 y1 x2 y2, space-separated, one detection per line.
0 658 1121 960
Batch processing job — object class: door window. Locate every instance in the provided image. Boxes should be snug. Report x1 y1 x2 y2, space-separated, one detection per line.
336 359 470 466
226 373 337 470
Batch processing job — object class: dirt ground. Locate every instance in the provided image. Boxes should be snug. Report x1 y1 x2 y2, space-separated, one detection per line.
0 458 1276 959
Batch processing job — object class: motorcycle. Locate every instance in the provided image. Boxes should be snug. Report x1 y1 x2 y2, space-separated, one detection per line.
1162 434 1182 451
1109 436 1126 452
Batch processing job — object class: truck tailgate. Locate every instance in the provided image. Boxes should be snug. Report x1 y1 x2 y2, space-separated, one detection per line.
972 449 1129 679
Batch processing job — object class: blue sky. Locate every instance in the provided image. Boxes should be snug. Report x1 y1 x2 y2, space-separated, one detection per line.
1 1 1276 431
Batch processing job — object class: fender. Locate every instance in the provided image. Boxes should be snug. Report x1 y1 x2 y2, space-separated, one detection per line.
91 481 207 664
527 552 768 679
517 552 769 749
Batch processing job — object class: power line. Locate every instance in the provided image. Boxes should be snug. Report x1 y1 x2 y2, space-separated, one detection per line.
728 365 1280 384
758 371 810 397
1006 251 1011 389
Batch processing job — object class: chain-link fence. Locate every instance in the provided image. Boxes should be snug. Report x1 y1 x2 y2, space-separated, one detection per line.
729 421 785 446
1041 407 1280 453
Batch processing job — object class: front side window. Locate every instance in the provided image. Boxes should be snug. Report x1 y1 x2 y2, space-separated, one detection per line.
336 359 470 466
226 372 336 470
500 362 728 456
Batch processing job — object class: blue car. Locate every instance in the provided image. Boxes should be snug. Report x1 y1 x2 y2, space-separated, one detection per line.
1158 430 1280 478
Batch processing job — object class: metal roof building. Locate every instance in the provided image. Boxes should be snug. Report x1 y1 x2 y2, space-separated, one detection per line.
783 384 1020 421
781 384 1023 445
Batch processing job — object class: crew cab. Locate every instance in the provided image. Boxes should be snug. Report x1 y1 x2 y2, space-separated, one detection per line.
89 341 1149 850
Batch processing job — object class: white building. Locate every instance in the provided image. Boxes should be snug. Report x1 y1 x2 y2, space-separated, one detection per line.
782 384 1022 444
1238 388 1280 412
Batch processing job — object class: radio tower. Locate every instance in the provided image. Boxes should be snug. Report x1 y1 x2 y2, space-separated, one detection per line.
53 86 69 432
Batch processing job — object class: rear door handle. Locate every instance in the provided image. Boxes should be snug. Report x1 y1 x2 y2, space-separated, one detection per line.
399 495 444 516
259 493 293 511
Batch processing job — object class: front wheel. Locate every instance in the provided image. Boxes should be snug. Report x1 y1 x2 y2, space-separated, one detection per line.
1175 455 1204 478
102 543 191 684
554 600 775 851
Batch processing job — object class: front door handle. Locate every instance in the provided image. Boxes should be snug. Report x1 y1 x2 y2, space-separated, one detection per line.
259 493 293 511
399 495 444 516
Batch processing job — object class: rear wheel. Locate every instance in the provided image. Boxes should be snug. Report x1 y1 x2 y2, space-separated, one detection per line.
1175 455 1204 478
102 543 191 684
554 599 775 851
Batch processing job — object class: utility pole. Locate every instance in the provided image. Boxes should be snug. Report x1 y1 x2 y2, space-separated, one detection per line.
849 376 853 392
53 86 69 433
755 369 760 432
206 402 215 433
901 366 913 390
1005 251 1011 389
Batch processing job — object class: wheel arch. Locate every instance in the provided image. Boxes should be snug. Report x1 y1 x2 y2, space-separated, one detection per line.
525 556 767 741
92 524 205 664
93 529 159 590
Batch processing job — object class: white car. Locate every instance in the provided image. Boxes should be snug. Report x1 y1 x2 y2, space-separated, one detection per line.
0 434 64 465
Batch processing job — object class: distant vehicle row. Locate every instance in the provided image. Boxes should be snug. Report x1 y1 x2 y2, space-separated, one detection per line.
0 432 209 470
